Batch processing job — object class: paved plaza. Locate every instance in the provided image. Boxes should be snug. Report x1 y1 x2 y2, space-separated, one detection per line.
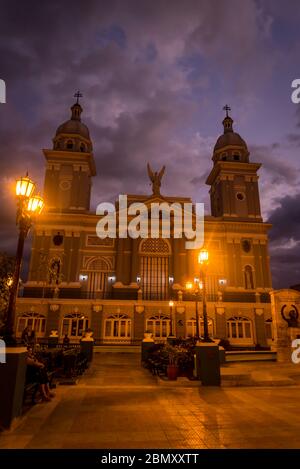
1 353 300 449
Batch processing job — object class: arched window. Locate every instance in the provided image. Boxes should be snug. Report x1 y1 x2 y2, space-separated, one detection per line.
140 238 171 300
17 312 46 338
104 314 131 340
80 143 86 152
233 153 240 161
186 317 214 338
227 316 253 344
66 140 74 150
265 318 273 343
146 314 170 339
244 265 254 289
83 257 111 298
61 313 89 338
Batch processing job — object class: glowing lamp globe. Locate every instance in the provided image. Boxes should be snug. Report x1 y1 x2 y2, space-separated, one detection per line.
27 195 44 215
198 248 209 265
16 175 35 198
7 277 13 287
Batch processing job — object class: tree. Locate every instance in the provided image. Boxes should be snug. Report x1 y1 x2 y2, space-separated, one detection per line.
0 252 15 328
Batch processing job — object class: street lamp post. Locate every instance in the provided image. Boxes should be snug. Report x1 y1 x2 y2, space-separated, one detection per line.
193 248 221 385
185 281 201 340
168 300 174 337
3 175 44 344
198 248 212 343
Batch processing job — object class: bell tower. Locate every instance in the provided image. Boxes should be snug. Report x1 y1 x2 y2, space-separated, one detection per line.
206 106 262 221
43 92 96 213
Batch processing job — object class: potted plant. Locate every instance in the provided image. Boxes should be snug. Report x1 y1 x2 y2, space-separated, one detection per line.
165 344 180 380
176 348 194 378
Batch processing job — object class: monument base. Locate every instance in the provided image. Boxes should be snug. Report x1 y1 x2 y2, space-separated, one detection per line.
195 342 221 386
141 336 155 363
276 326 300 363
0 347 27 429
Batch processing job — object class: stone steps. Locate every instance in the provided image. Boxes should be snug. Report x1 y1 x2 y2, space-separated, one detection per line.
221 371 252 387
94 345 141 353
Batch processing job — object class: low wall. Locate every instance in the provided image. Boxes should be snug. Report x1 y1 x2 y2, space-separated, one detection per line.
225 350 277 362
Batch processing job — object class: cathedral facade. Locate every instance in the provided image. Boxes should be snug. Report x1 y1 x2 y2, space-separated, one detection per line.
15 100 273 347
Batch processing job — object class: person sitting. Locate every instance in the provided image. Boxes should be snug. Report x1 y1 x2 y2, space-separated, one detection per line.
29 328 36 347
63 334 70 348
21 326 30 345
26 347 55 402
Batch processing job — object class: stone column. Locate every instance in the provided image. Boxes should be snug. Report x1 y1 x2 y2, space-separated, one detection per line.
131 239 139 283
45 304 60 336
175 307 185 338
254 308 267 347
178 238 186 287
91 305 103 342
173 238 180 284
116 238 124 283
134 306 145 342
215 307 226 339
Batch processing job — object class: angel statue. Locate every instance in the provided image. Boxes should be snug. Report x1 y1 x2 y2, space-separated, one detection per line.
147 163 166 196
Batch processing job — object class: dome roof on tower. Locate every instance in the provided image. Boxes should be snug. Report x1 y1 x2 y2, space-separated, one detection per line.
212 107 249 163
214 131 247 152
52 94 93 153
56 117 90 140
55 102 90 140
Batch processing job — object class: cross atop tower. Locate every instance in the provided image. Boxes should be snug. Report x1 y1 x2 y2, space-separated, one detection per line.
74 90 83 104
223 104 231 118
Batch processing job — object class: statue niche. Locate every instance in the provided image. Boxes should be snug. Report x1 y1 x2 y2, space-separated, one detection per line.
49 258 62 285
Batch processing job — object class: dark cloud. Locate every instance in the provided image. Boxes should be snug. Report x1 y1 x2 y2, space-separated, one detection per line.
286 133 300 146
268 193 300 242
267 193 300 288
270 247 300 289
1 0 300 288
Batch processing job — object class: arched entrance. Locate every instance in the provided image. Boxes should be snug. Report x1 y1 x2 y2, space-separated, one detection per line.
139 238 171 300
82 256 111 298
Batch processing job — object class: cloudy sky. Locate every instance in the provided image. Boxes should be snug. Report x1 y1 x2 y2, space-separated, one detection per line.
0 0 300 288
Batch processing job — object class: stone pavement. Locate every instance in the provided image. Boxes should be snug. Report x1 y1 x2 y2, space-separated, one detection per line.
221 361 300 386
1 353 300 449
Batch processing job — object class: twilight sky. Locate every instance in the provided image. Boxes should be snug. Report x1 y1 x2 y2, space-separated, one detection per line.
0 0 300 288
